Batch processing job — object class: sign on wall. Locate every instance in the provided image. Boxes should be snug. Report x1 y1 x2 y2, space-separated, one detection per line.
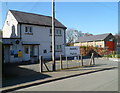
65 46 80 57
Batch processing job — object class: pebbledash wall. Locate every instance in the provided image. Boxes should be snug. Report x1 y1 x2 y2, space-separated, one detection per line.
2 10 67 63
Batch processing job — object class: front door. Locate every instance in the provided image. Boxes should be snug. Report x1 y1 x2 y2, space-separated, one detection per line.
4 45 10 63
24 45 30 61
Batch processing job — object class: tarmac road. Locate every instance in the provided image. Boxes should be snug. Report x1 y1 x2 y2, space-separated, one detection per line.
17 65 118 91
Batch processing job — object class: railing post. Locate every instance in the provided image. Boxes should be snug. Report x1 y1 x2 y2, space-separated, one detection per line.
60 54 63 70
93 53 95 65
90 53 95 65
39 56 43 72
66 56 68 68
81 55 83 66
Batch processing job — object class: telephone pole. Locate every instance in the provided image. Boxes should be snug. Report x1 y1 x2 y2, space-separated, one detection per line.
52 0 56 71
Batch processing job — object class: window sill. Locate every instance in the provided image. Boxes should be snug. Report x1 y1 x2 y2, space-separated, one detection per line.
25 33 33 35
50 50 62 52
49 35 62 36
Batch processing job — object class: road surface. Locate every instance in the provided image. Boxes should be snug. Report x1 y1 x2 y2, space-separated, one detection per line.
17 66 118 91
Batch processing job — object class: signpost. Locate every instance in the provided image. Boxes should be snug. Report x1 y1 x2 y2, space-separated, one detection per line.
65 46 80 67
65 46 80 57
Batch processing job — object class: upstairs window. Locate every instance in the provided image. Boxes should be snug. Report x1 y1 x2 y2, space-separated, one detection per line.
25 26 33 34
50 29 62 36
56 29 62 35
6 21 10 26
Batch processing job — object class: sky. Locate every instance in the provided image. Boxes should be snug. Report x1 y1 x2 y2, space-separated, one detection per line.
0 2 118 35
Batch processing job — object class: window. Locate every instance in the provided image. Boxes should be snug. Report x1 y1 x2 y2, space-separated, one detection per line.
50 29 52 34
43 49 47 53
96 45 99 47
56 29 62 35
59 30 62 35
25 47 29 54
56 30 59 34
50 29 62 36
56 45 62 51
6 21 10 26
109 38 113 41
25 26 33 34
50 45 62 52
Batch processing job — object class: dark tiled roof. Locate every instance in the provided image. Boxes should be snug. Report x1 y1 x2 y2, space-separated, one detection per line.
10 10 67 29
75 33 111 42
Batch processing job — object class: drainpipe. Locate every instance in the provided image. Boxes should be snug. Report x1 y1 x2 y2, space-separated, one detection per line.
19 23 22 39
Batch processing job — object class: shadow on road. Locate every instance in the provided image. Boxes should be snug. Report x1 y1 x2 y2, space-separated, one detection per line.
2 64 51 87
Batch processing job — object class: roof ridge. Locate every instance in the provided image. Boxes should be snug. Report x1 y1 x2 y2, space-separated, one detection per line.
75 33 112 43
10 9 52 19
9 10 67 29
79 33 111 38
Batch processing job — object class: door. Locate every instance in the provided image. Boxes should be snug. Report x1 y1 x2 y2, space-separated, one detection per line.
24 45 30 61
4 45 10 63
106 41 115 51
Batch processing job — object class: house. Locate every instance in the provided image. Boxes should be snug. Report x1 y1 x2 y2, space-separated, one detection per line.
2 10 67 63
74 33 117 51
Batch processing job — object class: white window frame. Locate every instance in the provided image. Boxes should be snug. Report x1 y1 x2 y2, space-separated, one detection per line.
25 26 33 34
56 29 62 35
56 45 62 51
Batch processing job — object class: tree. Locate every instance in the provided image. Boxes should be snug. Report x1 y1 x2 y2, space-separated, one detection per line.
0 29 2 39
66 28 83 43
82 32 93 37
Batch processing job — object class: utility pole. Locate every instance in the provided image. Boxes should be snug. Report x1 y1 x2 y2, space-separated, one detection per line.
52 0 56 71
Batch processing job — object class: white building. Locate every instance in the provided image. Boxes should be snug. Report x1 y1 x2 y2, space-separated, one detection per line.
2 10 67 63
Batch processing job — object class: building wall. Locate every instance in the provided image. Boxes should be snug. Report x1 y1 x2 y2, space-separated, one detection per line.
21 24 66 59
95 41 105 48
3 11 20 38
3 11 66 61
104 34 117 50
74 40 105 48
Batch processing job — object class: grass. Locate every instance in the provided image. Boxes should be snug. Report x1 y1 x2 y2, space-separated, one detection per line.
104 54 120 58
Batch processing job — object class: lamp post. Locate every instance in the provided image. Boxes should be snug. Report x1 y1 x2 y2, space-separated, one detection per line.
52 0 56 71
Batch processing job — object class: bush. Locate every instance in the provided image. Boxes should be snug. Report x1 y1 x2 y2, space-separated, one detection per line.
115 54 120 58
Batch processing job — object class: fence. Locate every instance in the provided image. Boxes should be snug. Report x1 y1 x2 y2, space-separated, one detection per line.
40 53 95 72
3 53 95 76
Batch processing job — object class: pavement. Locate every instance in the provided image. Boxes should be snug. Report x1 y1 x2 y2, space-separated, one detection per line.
108 58 120 62
1 57 118 92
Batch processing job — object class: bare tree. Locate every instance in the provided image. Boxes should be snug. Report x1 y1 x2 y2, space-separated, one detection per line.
66 28 82 43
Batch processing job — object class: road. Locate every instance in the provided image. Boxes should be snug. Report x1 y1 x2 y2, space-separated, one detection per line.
17 65 118 91
19 58 118 72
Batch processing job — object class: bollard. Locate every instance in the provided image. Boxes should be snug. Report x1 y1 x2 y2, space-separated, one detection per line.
39 56 43 72
93 53 95 65
60 54 63 70
81 55 83 66
66 56 68 68
78 56 80 66
90 53 95 65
